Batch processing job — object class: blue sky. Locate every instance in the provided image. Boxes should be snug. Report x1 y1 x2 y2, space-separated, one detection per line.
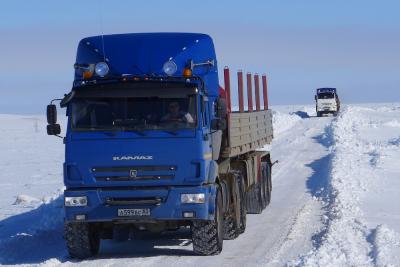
1 0 399 113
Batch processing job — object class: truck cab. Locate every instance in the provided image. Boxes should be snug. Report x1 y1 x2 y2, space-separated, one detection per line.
46 33 273 259
315 87 340 117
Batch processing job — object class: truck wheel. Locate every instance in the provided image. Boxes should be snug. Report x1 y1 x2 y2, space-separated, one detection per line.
237 175 247 234
317 112 321 117
224 173 246 239
246 184 263 214
223 215 238 240
192 186 223 255
65 222 100 259
261 162 271 208
265 162 272 206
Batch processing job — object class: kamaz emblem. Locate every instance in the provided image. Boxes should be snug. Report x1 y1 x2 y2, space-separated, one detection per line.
129 170 137 178
112 156 153 161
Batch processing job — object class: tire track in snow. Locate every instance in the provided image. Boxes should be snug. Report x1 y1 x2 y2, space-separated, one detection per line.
255 113 335 266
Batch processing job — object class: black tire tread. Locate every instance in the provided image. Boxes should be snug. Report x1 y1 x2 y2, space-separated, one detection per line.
192 187 223 256
65 222 100 259
238 176 247 234
246 184 263 214
223 215 238 240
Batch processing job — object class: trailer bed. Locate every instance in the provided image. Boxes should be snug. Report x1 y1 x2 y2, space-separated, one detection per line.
222 110 273 158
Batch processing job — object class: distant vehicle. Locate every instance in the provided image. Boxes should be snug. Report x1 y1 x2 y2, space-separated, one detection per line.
315 88 340 117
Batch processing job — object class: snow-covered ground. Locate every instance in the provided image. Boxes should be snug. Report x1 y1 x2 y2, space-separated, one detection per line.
294 104 400 267
0 103 399 266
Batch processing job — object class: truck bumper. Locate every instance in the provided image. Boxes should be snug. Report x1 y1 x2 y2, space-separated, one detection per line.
64 185 216 222
318 107 337 112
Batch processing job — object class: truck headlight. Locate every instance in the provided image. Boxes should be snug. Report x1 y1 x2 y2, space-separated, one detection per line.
163 60 177 76
95 62 109 77
181 193 205 204
65 196 88 207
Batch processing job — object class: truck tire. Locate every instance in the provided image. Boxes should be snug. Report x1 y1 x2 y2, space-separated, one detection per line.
261 162 271 208
223 215 238 240
192 186 223 255
264 162 272 207
223 173 246 239
246 184 263 214
261 165 268 209
317 112 321 117
65 222 100 259
237 175 247 234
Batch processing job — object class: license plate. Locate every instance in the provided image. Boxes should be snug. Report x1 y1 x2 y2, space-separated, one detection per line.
118 208 150 217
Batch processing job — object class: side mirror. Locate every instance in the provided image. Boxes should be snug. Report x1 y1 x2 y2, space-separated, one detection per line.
46 104 61 136
47 124 61 135
47 104 57 124
211 118 226 131
314 95 317 101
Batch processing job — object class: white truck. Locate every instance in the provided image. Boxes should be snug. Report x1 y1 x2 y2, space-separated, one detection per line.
315 88 340 117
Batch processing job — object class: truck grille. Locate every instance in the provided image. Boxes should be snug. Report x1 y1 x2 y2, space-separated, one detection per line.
92 165 177 182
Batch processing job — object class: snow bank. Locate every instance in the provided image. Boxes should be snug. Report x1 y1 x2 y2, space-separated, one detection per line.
0 190 65 264
0 114 66 264
294 104 400 266
272 109 307 136
13 194 40 206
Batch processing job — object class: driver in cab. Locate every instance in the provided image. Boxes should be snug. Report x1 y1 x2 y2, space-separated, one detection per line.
161 101 194 124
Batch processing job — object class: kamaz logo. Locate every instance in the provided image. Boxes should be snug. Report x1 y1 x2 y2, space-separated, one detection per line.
112 156 153 161
129 170 137 178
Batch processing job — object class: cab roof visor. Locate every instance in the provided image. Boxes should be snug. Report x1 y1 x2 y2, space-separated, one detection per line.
73 83 198 98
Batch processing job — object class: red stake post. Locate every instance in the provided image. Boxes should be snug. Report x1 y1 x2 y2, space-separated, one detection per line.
254 74 260 111
237 71 244 112
262 74 269 110
246 72 253 112
223 66 231 113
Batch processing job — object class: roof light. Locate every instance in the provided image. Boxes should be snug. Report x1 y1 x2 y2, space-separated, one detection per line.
163 60 177 76
95 62 109 77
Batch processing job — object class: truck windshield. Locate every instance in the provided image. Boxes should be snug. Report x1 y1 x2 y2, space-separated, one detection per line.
70 95 197 132
318 93 334 99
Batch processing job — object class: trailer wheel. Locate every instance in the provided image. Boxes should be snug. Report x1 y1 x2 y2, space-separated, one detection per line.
223 215 238 240
224 173 246 238
237 175 247 234
261 163 268 209
247 184 263 214
264 162 272 207
65 222 100 259
192 186 223 255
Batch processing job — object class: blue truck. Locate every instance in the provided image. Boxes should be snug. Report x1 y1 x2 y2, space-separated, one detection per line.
46 33 274 258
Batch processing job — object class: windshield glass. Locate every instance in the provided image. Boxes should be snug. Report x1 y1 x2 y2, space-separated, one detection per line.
318 92 334 99
71 95 197 131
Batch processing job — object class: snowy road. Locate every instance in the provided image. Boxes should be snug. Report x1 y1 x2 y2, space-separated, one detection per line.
1 104 399 266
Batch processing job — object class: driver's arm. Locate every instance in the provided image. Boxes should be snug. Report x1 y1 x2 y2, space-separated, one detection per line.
184 113 194 123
